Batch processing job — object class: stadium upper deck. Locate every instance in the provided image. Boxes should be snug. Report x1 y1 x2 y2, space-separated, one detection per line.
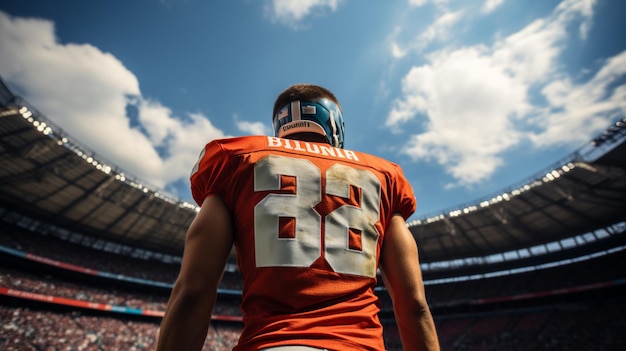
1 76 625 270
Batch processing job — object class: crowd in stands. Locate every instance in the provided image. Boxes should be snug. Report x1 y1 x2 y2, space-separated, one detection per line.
0 223 243 290
0 305 241 350
423 247 626 308
2 300 624 350
0 265 243 317
1 224 625 349
0 266 169 312
0 224 181 284
432 301 626 351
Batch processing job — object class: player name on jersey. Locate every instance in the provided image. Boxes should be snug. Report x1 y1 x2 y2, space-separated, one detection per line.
267 137 360 161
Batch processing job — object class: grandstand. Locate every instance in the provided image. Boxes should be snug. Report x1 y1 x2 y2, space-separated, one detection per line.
1 76 625 350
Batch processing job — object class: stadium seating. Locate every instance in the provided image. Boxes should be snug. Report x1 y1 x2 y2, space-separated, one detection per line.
2 223 625 350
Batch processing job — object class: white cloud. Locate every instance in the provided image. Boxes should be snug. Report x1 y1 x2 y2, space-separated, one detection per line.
409 0 448 8
160 111 226 186
556 0 595 39
389 47 528 185
235 117 272 136
482 0 504 14
134 99 226 186
408 0 428 6
386 0 623 187
0 11 225 192
532 50 626 147
391 41 408 59
491 18 565 84
390 8 463 58
266 0 341 27
416 10 464 51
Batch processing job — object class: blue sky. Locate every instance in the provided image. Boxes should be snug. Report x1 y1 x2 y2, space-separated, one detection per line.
1 0 625 219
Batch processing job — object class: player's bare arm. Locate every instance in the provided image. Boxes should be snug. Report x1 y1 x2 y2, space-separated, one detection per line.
156 195 234 351
380 214 440 351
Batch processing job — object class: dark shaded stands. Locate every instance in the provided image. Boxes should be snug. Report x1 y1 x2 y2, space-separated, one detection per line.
1 220 625 350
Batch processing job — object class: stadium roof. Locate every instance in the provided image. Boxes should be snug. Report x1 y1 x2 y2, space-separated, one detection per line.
1 77 625 263
408 122 626 264
409 137 626 262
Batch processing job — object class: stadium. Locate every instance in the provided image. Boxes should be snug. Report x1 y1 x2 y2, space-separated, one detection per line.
1 75 625 350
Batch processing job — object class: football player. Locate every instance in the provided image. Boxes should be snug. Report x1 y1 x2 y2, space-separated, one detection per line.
157 84 439 351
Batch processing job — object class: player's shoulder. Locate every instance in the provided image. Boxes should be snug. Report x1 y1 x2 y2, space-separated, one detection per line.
206 135 269 154
356 149 397 166
355 148 405 174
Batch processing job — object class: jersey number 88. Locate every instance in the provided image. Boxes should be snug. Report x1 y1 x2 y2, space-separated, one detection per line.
254 155 381 278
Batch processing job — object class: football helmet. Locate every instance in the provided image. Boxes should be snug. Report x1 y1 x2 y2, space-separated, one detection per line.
273 98 345 148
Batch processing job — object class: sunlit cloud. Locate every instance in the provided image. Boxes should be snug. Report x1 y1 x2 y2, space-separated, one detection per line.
265 0 342 28
556 0 595 39
416 10 464 51
0 11 226 193
389 7 463 58
388 46 528 185
481 0 505 14
234 115 272 136
531 51 626 147
408 0 449 8
391 41 408 59
386 0 622 187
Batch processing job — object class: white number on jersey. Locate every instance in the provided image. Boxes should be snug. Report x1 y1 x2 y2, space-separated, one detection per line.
253 155 381 278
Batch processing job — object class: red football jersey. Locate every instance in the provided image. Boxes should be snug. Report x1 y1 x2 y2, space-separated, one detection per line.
190 135 416 351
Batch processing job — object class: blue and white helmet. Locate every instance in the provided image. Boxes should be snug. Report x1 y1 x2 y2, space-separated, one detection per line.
273 98 345 148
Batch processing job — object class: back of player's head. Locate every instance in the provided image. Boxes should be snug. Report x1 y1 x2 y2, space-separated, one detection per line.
272 84 345 148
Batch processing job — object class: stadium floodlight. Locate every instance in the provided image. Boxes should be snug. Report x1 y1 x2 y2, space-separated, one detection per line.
449 210 462 217
20 110 32 118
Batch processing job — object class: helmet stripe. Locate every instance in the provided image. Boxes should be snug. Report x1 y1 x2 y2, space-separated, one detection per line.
329 109 337 137
291 101 301 121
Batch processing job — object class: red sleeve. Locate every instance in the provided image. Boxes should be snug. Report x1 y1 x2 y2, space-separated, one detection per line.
392 163 416 220
189 140 232 206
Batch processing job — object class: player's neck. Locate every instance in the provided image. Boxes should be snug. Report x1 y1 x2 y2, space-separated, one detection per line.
286 133 329 145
